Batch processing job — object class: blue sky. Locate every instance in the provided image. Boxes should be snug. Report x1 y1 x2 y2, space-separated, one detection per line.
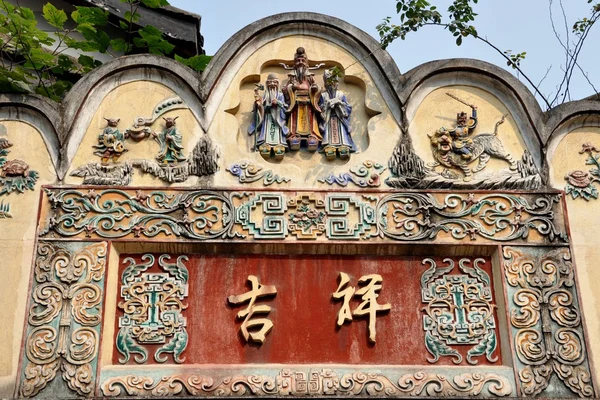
171 0 599 107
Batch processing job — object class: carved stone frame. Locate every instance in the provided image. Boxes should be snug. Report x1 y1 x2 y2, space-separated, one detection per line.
15 185 597 398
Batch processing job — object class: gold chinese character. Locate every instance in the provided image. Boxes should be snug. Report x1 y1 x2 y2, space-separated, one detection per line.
332 272 354 326
227 275 277 344
332 272 391 343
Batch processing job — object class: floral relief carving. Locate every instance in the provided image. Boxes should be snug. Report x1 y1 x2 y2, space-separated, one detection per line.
40 188 567 245
564 143 600 200
101 369 513 397
0 137 39 218
503 246 595 398
287 194 326 239
20 241 107 398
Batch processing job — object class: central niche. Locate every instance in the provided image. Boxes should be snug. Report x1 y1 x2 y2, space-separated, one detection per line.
226 40 381 168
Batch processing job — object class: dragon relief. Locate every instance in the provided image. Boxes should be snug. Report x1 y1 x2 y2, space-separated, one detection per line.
428 93 517 182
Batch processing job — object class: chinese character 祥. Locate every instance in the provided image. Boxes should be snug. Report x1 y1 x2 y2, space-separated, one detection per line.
332 272 391 343
227 275 278 344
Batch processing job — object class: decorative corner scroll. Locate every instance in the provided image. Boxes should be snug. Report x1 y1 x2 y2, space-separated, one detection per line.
19 241 107 398
421 258 498 365
318 160 385 187
101 369 514 397
40 188 239 240
227 162 290 186
503 246 595 398
378 192 567 243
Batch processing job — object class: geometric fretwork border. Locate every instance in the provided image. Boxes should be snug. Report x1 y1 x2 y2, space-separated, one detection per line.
40 187 568 244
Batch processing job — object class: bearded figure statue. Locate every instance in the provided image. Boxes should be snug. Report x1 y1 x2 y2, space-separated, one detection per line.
318 69 355 160
248 73 289 160
283 47 322 151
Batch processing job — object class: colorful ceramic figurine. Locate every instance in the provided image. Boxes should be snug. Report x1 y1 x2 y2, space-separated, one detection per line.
440 93 478 160
94 118 127 164
428 93 516 181
282 47 322 151
248 74 289 160
153 116 187 165
318 69 355 160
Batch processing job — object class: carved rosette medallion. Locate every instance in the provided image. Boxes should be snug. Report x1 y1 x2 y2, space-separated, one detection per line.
19 241 107 398
503 246 595 397
287 194 326 239
117 254 189 364
421 258 498 365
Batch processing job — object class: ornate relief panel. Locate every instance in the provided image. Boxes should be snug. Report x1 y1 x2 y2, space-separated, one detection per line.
3 11 600 400
116 254 189 364
18 185 596 398
503 246 594 398
421 258 498 365
39 188 567 245
19 241 107 398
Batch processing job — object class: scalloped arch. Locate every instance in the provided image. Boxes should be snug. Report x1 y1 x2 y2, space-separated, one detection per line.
0 12 598 183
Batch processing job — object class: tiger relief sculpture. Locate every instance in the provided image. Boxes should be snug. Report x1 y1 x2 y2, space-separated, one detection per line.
428 93 517 181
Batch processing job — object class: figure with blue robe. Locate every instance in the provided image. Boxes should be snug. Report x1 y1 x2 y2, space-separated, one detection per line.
318 69 355 160
248 73 289 160
154 117 187 165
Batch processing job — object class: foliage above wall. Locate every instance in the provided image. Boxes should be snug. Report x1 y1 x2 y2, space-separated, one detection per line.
0 1 211 101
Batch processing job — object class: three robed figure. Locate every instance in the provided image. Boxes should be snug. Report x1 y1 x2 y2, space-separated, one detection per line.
249 47 355 161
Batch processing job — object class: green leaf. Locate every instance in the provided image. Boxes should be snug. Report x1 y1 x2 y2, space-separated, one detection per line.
78 54 95 68
72 7 108 26
43 3 67 29
140 0 169 8
79 26 110 53
124 11 141 23
134 25 174 55
110 38 129 53
175 54 212 72
20 7 36 21
23 47 54 70
56 54 74 72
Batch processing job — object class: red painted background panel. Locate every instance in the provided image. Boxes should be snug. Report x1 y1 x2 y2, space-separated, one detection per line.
113 254 502 366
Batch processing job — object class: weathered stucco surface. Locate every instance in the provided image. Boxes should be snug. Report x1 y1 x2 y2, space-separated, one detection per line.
549 126 600 379
1 11 599 399
0 121 57 394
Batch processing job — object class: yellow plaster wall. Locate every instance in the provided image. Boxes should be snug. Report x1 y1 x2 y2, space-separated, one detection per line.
549 127 600 385
208 35 400 188
410 86 527 176
65 81 205 186
0 120 57 396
